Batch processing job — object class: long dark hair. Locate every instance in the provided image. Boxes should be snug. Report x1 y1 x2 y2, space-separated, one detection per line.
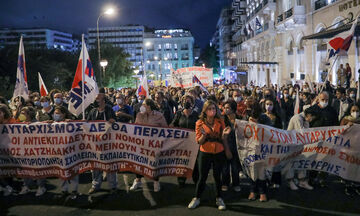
199 100 221 121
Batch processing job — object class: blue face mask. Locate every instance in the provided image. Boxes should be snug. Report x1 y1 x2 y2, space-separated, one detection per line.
54 98 62 104
53 113 62 122
34 101 40 106
41 101 49 108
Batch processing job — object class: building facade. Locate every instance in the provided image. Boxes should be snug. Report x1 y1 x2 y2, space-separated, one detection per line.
143 29 194 80
0 28 74 51
87 25 144 68
231 0 360 86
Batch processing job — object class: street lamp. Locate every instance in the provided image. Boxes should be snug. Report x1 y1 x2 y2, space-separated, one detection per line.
134 69 140 88
97 7 115 87
100 59 108 77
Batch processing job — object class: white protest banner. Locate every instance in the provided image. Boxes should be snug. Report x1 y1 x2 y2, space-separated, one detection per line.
171 66 213 88
0 121 198 180
235 120 360 182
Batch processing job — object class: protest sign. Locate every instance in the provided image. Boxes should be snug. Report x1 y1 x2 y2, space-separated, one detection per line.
171 66 213 88
0 121 198 180
235 120 360 182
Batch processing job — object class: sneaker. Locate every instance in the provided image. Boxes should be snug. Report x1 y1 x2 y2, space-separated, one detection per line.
299 180 313 190
248 192 256 201
289 180 299 191
19 186 30 195
153 181 161 192
35 187 46 197
3 186 13 196
239 171 246 179
233 186 241 192
259 194 268 202
188 197 200 209
221 185 228 192
130 179 142 191
88 187 98 194
216 197 226 210
70 191 80 200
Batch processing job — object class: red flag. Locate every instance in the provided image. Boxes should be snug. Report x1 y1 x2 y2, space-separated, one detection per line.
38 72 48 96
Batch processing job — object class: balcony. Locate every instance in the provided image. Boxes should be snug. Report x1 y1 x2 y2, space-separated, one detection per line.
276 6 306 32
315 0 337 11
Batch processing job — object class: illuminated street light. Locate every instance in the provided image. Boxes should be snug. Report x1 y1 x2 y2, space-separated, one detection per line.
97 6 116 87
100 59 108 78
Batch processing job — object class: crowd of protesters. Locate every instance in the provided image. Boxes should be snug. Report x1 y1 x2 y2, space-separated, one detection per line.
0 76 360 210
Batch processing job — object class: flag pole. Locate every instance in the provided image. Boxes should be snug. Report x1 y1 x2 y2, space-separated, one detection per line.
81 34 86 120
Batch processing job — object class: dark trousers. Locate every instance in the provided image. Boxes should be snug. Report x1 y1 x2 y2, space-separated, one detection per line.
221 155 240 187
250 179 267 194
271 171 282 185
195 151 226 198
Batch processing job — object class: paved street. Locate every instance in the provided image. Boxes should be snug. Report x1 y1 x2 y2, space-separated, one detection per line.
1 172 359 216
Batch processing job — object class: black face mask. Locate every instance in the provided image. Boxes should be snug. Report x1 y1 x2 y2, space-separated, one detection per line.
93 101 99 108
184 101 192 109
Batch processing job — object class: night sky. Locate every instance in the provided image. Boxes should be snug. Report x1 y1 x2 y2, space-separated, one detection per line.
0 0 232 48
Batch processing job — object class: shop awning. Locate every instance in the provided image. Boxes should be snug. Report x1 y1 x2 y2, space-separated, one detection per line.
302 22 360 40
239 61 278 65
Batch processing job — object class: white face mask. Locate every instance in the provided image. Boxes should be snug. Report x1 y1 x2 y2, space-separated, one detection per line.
319 101 328 108
351 111 359 119
116 99 123 105
140 105 146 113
350 94 355 98
265 105 273 111
234 96 242 103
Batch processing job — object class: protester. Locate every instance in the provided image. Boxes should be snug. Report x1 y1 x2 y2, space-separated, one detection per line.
170 94 199 187
87 93 117 194
130 98 167 192
221 100 241 193
188 100 232 210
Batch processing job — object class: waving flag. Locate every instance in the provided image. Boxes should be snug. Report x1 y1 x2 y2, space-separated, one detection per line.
193 75 209 94
294 89 300 114
68 34 98 118
327 16 359 61
256 17 262 28
137 73 149 98
13 36 29 100
38 72 48 96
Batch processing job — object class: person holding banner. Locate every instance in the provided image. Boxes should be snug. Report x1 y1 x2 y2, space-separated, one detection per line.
170 94 199 187
130 98 167 192
18 106 47 196
0 104 16 196
188 100 232 210
286 107 318 191
87 93 117 195
340 104 360 195
52 106 80 199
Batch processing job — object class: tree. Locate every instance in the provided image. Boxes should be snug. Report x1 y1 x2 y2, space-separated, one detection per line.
199 45 219 74
0 45 78 99
89 43 135 89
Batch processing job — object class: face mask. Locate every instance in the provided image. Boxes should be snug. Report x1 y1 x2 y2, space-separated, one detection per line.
351 111 359 119
19 114 27 122
319 101 328 108
265 105 273 111
131 98 137 103
41 101 49 108
116 99 123 105
54 98 62 104
350 94 355 98
140 105 146 113
53 114 62 122
184 101 192 109
206 110 216 117
138 99 144 104
256 90 261 94
34 101 40 106
234 97 242 103
284 94 289 98
63 98 68 104
292 95 296 99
